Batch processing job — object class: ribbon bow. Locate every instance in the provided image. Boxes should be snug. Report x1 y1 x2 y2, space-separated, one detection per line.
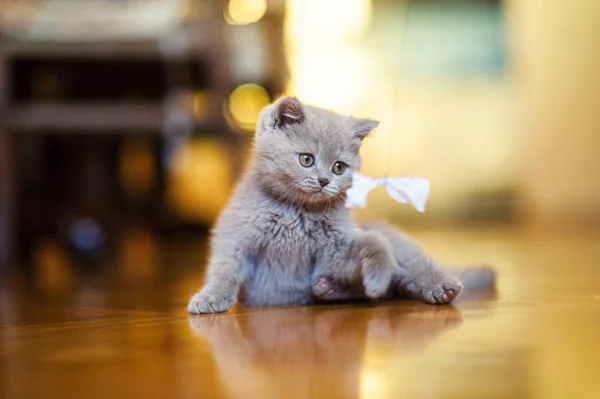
345 172 430 212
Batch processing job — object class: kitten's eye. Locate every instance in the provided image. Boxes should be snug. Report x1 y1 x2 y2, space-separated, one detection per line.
332 161 347 175
299 153 314 167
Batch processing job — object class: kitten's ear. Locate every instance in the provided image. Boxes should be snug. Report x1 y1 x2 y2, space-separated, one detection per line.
275 96 304 128
352 118 380 140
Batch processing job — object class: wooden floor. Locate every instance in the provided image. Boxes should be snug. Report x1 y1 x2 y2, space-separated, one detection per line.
1 227 599 399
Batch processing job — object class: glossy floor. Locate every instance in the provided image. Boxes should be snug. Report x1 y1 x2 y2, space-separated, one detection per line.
1 227 599 399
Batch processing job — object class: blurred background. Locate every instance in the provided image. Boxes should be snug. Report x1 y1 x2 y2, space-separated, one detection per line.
0 0 599 293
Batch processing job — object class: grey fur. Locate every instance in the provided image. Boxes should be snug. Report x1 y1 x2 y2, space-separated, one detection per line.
188 97 494 314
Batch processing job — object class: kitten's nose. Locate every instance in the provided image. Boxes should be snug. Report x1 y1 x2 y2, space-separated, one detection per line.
318 178 330 188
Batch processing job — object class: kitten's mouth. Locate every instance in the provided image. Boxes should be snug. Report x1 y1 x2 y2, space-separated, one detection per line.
299 186 338 201
301 188 325 199
309 188 335 199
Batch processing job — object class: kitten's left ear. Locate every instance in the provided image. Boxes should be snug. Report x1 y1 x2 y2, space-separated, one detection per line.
259 96 304 133
352 118 380 140
275 96 305 128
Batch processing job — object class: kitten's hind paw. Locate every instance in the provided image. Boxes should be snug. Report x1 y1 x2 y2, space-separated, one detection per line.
187 292 235 314
417 279 462 305
401 269 463 305
313 276 350 301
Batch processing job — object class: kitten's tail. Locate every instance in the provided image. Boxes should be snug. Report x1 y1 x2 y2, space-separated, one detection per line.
448 265 496 291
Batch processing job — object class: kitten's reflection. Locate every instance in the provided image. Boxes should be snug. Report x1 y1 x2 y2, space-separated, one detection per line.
189 305 462 399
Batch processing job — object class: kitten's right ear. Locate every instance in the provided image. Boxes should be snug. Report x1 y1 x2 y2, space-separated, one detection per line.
274 97 304 128
352 117 379 140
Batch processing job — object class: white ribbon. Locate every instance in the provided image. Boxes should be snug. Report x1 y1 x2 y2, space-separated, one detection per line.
345 172 430 212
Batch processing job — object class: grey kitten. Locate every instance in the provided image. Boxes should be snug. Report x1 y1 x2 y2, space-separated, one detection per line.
188 97 495 314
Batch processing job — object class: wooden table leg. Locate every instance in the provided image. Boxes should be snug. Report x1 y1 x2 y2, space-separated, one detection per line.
0 49 11 269
0 126 11 269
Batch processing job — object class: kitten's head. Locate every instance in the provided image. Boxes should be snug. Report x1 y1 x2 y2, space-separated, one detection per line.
253 96 378 206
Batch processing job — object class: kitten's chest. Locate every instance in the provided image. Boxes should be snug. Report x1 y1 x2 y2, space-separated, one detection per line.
256 208 332 267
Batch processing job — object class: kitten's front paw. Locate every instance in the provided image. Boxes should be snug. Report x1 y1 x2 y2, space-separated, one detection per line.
187 292 235 314
362 262 393 299
363 270 392 299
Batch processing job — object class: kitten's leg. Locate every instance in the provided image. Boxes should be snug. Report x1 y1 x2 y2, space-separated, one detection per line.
352 230 396 299
363 223 462 304
312 230 396 301
312 251 361 301
188 251 247 314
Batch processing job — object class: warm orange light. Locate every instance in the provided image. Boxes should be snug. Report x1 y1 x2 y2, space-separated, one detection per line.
227 83 271 131
119 137 155 200
283 0 374 113
225 0 267 25
167 139 233 223
193 91 212 120
285 0 373 42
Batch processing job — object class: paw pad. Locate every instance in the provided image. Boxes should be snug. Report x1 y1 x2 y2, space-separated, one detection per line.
313 276 344 300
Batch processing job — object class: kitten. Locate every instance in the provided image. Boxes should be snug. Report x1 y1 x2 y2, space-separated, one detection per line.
188 97 495 314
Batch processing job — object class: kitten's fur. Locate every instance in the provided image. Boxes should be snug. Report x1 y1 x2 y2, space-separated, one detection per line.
188 97 495 314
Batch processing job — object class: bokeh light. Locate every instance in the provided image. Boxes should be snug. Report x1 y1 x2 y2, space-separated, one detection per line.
284 0 373 114
287 45 372 113
193 91 212 121
225 0 267 26
227 83 271 131
285 0 373 42
119 137 155 200
167 138 233 223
